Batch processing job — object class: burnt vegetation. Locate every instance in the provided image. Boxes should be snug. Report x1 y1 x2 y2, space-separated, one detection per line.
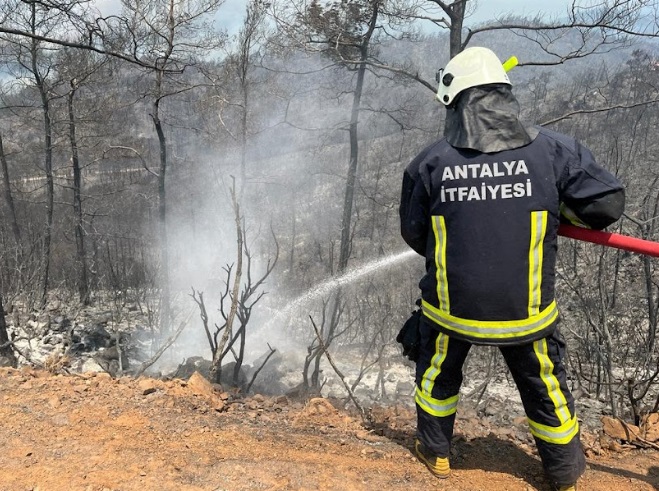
0 0 658 437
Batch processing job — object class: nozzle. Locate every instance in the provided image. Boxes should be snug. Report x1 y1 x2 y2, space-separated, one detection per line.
502 56 518 73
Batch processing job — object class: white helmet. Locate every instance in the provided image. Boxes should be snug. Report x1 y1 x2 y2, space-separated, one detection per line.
436 47 511 106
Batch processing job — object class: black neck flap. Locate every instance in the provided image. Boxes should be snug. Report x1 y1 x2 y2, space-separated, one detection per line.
444 85 539 153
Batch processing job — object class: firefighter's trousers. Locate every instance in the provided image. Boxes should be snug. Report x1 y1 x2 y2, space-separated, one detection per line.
415 318 585 487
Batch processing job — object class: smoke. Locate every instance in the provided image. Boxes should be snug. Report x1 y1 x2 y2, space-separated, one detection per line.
143 23 434 375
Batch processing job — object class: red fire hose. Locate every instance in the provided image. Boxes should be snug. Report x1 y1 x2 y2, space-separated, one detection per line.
558 223 659 258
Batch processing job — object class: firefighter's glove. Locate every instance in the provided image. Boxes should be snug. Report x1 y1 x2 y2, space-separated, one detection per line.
397 309 421 363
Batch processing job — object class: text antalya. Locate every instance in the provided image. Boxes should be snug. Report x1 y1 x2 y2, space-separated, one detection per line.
440 160 531 202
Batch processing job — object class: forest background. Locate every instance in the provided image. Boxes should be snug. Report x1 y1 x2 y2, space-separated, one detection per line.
0 0 658 430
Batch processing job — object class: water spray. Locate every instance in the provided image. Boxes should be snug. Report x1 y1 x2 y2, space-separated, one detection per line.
263 250 418 331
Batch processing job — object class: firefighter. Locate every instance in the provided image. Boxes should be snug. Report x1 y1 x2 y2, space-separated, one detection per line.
398 47 625 491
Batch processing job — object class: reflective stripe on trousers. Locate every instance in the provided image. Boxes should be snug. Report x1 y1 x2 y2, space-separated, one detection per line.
526 337 579 444
415 331 459 417
415 322 584 484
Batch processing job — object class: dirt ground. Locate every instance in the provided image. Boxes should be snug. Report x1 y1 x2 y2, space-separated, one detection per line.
0 367 656 491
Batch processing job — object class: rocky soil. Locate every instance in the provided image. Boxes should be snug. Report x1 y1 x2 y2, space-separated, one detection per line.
0 367 657 491
3 297 659 490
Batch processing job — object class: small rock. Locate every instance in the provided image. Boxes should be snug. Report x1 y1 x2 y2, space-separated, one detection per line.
601 416 639 442
47 299 61 311
47 396 61 408
80 358 105 373
641 413 659 442
496 427 515 438
187 371 215 399
356 430 381 443
137 378 159 396
51 413 70 426
73 384 88 394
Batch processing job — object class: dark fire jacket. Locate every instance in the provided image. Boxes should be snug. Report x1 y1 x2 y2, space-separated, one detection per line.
399 127 625 346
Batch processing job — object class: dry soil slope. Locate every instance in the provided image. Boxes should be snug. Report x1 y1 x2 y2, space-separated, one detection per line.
0 368 656 491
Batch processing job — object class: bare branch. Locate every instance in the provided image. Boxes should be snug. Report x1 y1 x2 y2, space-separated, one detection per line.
133 314 191 378
541 98 659 126
106 145 159 178
245 343 277 393
309 315 371 425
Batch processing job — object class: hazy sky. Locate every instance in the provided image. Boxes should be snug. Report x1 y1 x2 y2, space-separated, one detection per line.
216 0 248 35
218 0 574 34
467 1 572 24
94 0 575 36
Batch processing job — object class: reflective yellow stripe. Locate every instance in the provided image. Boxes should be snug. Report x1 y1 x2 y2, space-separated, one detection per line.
528 211 547 316
416 332 458 417
560 203 590 228
432 216 449 312
421 299 558 340
415 389 459 417
534 339 572 424
421 332 449 394
528 415 579 444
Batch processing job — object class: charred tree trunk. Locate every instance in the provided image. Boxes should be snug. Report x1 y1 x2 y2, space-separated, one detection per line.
151 91 170 335
307 292 344 391
235 0 267 200
239 84 248 199
209 181 243 384
233 317 247 386
68 80 90 305
0 133 21 245
0 294 17 367
30 6 54 308
337 2 379 274
447 0 466 57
